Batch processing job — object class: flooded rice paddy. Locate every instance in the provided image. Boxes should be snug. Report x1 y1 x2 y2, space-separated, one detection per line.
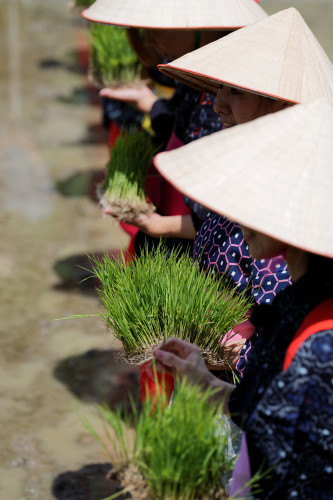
1 0 333 498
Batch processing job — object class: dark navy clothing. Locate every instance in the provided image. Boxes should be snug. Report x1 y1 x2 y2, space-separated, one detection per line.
102 57 175 142
229 273 333 499
135 83 222 257
194 213 292 304
181 90 222 226
150 82 222 146
151 83 221 227
194 213 292 383
234 334 258 380
102 97 143 132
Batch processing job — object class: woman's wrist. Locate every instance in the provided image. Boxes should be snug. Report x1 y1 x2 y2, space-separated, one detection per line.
206 372 235 415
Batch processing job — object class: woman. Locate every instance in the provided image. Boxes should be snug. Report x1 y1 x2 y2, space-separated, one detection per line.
154 7 333 372
83 0 268 255
195 84 293 375
153 98 333 498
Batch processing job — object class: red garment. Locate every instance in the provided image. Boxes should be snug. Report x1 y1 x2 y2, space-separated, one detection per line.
139 360 174 406
283 298 333 370
152 131 191 216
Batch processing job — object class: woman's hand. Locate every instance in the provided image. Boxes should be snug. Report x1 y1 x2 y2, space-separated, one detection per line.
99 86 158 114
153 338 235 413
104 210 196 239
154 338 207 382
126 212 168 237
104 210 167 237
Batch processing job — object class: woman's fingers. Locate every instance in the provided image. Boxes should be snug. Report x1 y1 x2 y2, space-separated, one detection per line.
154 348 186 373
99 86 157 113
104 207 118 218
99 87 141 101
103 208 153 231
155 337 201 359
153 338 207 385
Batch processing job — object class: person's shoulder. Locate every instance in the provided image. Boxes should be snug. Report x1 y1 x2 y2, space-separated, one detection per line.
292 328 333 375
303 327 333 354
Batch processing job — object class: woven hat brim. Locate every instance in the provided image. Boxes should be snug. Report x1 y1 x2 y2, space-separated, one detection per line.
158 8 333 103
82 0 268 29
158 65 299 102
154 98 333 258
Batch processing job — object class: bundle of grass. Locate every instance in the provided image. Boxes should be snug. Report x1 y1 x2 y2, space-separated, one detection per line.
90 244 252 367
99 128 156 222
88 23 142 88
87 377 237 500
68 0 95 12
72 0 95 7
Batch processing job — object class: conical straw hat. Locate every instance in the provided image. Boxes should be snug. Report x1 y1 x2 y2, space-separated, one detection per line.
82 0 267 30
154 98 333 258
159 8 333 103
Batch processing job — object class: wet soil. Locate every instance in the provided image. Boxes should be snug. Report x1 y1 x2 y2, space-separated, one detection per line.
0 1 332 499
0 1 134 499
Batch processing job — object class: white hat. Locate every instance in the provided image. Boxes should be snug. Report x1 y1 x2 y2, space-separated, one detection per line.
158 8 333 103
154 98 333 257
82 0 268 30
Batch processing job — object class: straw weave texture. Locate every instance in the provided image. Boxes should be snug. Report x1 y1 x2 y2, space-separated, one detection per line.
155 98 333 257
83 0 267 29
159 8 333 103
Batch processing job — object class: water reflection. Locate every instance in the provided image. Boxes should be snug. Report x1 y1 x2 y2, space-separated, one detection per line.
0 1 127 498
39 53 83 74
56 169 104 199
53 250 122 293
52 462 131 500
0 134 53 220
53 349 140 410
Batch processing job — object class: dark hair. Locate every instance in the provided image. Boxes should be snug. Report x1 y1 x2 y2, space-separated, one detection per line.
126 28 160 67
307 252 333 282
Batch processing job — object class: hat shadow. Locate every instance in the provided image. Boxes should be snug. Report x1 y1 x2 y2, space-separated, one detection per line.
53 348 140 411
52 462 131 500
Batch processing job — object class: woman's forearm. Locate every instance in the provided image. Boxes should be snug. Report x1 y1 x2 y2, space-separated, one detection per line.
205 370 235 415
159 214 196 239
127 213 197 239
154 338 235 415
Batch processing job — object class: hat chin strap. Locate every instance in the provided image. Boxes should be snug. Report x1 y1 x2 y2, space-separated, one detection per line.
280 244 288 259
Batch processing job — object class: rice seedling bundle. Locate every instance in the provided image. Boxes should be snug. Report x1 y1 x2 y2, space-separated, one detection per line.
73 0 94 7
99 128 156 221
89 378 235 500
91 244 252 367
88 23 142 87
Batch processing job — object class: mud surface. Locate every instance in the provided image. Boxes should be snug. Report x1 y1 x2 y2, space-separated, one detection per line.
0 1 332 499
0 1 134 499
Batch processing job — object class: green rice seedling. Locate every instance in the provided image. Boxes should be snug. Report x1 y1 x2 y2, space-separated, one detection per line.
90 243 252 366
73 0 95 7
136 379 233 499
88 23 142 87
94 377 235 500
99 128 156 221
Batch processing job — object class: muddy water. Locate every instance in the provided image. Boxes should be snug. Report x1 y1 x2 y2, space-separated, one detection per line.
0 1 332 499
1 1 131 499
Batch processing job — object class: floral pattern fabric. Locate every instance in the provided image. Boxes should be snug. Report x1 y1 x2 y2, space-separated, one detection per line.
150 82 222 148
229 274 333 499
193 213 292 304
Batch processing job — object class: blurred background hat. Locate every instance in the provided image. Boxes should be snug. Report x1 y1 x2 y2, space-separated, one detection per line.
158 8 333 103
154 98 333 257
82 0 268 30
